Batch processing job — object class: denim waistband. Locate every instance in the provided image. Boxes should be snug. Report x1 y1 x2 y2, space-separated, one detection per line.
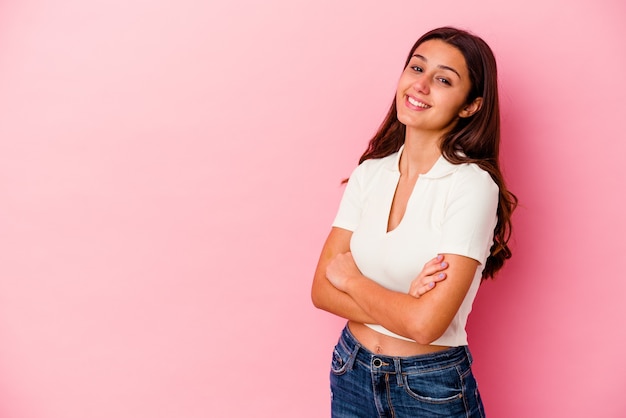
337 324 472 376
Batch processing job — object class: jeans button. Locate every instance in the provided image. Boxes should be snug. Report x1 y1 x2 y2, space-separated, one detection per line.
372 358 383 368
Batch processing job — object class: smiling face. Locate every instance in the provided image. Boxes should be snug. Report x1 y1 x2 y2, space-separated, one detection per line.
396 39 482 138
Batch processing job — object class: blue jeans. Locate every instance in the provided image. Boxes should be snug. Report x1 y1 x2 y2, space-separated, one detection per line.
330 324 485 417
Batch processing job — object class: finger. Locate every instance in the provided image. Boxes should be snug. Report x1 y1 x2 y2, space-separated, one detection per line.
431 272 447 283
408 280 422 297
410 271 447 297
412 280 436 298
420 272 446 291
423 256 448 276
411 271 448 287
409 261 447 291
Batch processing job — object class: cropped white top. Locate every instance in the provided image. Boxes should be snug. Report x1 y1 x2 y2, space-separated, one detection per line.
332 146 499 346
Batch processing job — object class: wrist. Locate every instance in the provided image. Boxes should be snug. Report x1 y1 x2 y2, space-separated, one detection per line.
343 273 364 294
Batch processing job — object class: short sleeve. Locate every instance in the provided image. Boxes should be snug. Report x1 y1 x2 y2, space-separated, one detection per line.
437 165 499 263
331 164 365 231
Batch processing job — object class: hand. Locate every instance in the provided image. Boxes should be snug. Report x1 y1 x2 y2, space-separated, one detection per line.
408 255 449 298
326 252 362 292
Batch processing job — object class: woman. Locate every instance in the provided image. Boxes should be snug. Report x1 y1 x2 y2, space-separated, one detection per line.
311 27 517 417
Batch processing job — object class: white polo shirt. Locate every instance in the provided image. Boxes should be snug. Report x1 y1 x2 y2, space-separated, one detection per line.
332 146 499 346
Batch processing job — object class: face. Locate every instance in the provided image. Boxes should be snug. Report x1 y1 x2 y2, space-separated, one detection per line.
395 39 482 137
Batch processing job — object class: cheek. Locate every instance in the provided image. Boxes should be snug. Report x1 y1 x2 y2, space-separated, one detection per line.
395 81 406 99
395 88 409 113
395 91 404 108
442 92 469 114
395 73 411 97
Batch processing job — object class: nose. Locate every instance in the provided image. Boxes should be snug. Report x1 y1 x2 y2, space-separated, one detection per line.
412 77 430 95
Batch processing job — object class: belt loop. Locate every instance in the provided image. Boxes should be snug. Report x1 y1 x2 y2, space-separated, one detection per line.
393 358 403 386
464 346 473 365
345 342 361 371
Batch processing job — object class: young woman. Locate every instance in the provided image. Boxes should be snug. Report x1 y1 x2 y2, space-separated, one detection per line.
311 27 517 417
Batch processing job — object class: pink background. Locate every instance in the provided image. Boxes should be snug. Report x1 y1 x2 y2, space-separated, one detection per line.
1 0 625 417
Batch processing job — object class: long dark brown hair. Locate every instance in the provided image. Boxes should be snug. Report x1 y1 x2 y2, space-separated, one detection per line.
357 27 517 279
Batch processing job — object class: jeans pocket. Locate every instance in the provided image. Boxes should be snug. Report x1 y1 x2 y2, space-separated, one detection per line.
330 344 351 376
402 367 464 404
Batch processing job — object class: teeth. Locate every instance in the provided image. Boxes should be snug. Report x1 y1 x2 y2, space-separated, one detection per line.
408 96 430 108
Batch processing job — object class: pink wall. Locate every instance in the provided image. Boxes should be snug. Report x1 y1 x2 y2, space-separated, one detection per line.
1 0 624 417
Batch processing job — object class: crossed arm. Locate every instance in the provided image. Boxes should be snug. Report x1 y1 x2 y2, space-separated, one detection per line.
311 227 480 345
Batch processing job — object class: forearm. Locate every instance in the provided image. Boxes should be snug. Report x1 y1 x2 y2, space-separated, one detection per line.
311 227 377 323
343 255 479 344
343 275 425 341
311 275 377 323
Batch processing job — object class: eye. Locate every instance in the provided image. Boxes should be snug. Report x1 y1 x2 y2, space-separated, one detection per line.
437 77 451 86
410 65 423 73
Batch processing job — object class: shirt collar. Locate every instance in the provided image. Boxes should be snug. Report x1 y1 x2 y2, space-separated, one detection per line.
387 144 460 179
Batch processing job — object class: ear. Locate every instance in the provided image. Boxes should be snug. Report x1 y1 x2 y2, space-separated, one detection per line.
458 97 483 118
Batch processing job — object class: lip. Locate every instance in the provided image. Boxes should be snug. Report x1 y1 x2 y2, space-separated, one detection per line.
405 94 431 110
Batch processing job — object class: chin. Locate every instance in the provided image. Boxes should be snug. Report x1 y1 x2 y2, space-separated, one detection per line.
396 113 418 128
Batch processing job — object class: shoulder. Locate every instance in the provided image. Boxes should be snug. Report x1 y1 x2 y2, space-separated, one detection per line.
359 151 398 171
451 163 498 194
443 163 499 217
350 151 399 181
426 156 498 195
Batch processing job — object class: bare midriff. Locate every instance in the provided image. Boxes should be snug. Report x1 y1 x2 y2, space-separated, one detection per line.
348 321 449 357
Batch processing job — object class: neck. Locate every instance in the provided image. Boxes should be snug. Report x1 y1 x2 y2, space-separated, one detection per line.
400 129 442 177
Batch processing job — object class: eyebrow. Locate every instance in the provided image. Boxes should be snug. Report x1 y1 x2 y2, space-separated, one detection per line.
412 54 462 79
